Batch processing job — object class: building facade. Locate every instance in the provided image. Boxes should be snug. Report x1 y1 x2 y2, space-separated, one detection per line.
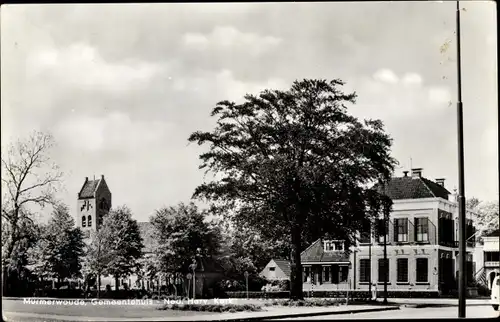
260 259 291 281
77 175 112 239
482 230 500 290
353 168 477 294
263 168 479 294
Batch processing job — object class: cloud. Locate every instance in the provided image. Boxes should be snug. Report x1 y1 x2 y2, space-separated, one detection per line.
172 69 287 103
428 86 452 105
402 73 423 86
373 68 399 84
26 43 165 92
183 26 282 56
54 112 171 153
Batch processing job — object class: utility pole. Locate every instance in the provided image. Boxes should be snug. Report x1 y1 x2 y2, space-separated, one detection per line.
455 0 467 318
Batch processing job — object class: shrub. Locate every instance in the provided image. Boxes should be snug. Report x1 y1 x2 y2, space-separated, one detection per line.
162 303 262 313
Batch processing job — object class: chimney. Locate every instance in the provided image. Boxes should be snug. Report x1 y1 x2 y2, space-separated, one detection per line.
435 178 445 187
411 168 423 178
85 177 88 182
403 171 409 177
101 174 104 180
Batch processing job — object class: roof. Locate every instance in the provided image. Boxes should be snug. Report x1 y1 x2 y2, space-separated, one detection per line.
376 176 451 200
300 239 349 263
79 179 100 199
137 221 155 254
485 229 500 237
272 259 291 278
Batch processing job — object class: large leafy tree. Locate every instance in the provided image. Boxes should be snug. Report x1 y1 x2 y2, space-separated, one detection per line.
1 131 62 293
29 204 85 283
466 197 499 241
99 206 144 291
150 202 222 275
189 79 397 299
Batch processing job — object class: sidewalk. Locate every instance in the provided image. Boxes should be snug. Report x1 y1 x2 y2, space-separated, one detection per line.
386 298 491 306
3 305 399 321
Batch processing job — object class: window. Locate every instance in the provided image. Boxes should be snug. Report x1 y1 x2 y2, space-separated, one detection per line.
376 219 388 243
87 215 92 227
324 266 330 282
378 259 389 283
359 259 370 283
82 216 86 227
416 258 428 283
324 240 344 252
415 218 429 242
340 266 348 282
269 267 275 271
394 219 408 242
397 259 409 283
359 220 371 244
485 252 500 262
303 267 310 282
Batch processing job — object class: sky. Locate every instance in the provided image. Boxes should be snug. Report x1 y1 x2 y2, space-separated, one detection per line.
1 2 498 223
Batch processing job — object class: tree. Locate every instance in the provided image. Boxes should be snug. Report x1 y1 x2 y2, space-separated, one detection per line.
83 227 113 297
1 131 62 292
150 202 222 275
2 211 41 296
29 204 85 284
221 224 289 273
99 206 144 291
466 197 499 241
188 79 397 299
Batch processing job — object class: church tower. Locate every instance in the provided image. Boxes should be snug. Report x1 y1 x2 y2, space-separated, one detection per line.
77 175 112 237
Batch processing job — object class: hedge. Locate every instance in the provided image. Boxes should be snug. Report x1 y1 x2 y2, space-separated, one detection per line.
223 290 441 299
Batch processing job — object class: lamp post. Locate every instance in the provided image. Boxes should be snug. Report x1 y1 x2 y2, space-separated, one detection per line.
244 271 249 299
186 273 192 298
455 0 466 318
189 259 197 300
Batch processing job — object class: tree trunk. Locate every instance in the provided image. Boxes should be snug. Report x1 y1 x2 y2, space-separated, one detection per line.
97 273 101 298
115 275 119 291
290 224 303 300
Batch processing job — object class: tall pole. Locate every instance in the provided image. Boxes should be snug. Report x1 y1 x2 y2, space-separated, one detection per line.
455 0 467 318
368 226 372 298
383 212 388 304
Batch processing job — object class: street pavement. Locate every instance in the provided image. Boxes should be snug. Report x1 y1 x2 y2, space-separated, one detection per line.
275 305 500 320
2 297 496 321
2 298 396 321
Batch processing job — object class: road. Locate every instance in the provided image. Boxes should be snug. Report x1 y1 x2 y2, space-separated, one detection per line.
1 298 209 321
277 305 500 320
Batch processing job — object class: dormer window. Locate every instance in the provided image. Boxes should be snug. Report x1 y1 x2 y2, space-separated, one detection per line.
323 240 344 252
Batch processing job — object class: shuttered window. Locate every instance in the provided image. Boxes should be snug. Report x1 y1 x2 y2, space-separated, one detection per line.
394 219 408 242
415 218 429 242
